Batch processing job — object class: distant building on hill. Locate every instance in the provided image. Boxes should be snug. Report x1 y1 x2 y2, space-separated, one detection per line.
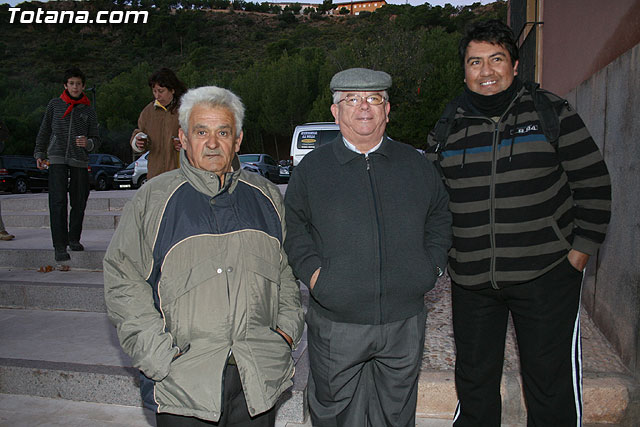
269 0 387 15
333 0 387 15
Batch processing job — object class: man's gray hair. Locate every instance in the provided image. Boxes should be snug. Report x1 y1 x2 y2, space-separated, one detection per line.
332 90 389 105
179 86 245 135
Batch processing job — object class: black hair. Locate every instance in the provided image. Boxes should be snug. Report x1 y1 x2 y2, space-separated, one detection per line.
148 68 188 113
458 19 519 66
63 67 86 85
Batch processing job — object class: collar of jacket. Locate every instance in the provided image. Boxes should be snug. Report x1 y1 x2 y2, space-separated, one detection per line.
332 133 392 165
179 149 242 197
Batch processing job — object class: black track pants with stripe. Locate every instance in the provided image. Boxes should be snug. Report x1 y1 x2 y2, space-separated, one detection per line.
452 257 583 426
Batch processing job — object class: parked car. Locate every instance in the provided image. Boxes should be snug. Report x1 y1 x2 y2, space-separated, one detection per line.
278 159 292 182
290 122 340 167
113 151 148 189
88 153 126 191
238 153 280 183
0 155 48 194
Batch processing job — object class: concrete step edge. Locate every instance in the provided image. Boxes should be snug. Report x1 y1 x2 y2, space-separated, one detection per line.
0 280 106 312
1 196 132 213
2 211 121 230
0 357 141 406
0 248 105 270
0 356 308 423
416 369 639 424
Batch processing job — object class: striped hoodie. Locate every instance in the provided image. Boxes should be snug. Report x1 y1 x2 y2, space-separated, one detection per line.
34 97 99 168
427 84 611 289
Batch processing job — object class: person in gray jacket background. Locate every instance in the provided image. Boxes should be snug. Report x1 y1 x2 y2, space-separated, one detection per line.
284 68 452 426
104 86 304 427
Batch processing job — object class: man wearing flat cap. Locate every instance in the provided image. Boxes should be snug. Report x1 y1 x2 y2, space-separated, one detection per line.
284 68 452 426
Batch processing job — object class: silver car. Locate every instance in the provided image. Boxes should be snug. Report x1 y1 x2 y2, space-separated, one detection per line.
113 151 149 189
238 154 280 183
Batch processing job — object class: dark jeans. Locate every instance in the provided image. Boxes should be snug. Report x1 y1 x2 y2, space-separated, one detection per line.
452 258 584 426
155 364 276 427
48 164 89 250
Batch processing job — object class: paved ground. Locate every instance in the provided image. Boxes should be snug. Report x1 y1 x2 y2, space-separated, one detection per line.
0 394 454 426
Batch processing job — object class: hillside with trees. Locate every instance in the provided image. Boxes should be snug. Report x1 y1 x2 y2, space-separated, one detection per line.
0 0 506 161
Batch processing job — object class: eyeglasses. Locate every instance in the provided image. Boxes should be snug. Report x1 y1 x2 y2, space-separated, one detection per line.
338 94 387 106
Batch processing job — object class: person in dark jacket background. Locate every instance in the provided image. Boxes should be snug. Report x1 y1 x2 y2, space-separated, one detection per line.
285 68 452 426
34 67 99 262
427 20 611 426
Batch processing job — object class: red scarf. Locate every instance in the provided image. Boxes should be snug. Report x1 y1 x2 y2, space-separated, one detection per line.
60 90 91 118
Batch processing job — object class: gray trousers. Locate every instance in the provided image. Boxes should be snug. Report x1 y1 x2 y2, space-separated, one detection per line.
306 307 426 427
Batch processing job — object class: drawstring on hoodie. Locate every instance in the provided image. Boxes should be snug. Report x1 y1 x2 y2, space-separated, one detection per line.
460 126 469 168
508 97 522 163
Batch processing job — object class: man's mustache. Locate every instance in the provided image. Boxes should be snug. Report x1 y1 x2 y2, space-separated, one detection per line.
203 148 222 156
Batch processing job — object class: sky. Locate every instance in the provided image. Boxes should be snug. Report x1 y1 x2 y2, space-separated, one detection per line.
3 0 494 8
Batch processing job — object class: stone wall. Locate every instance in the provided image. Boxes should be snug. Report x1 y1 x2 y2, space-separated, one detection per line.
566 43 640 378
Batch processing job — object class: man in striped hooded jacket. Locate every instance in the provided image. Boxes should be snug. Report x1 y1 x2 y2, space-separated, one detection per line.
427 20 611 426
34 67 99 262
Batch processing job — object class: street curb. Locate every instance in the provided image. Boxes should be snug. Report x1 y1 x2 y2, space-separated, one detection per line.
416 369 638 424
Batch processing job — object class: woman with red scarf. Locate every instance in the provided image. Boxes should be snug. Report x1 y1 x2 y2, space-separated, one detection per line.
34 67 99 262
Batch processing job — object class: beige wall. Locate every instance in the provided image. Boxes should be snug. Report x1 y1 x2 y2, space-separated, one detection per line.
540 0 640 96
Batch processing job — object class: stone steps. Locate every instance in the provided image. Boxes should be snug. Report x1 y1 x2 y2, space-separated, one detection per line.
0 269 105 312
1 190 131 230
1 210 121 230
0 227 111 269
0 307 309 423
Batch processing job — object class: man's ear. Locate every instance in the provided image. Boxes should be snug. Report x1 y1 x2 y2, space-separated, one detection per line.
330 103 340 125
234 131 243 153
179 128 188 147
513 59 519 76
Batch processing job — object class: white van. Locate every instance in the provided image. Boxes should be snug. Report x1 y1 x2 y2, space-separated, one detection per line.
290 122 340 167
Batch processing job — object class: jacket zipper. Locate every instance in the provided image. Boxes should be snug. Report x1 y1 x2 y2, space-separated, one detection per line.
489 124 499 289
488 95 520 289
366 155 383 323
66 108 74 162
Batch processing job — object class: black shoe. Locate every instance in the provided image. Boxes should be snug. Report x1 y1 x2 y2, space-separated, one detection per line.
55 249 71 262
69 241 84 251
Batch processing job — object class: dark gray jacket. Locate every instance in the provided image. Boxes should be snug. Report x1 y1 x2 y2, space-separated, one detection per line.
284 135 452 324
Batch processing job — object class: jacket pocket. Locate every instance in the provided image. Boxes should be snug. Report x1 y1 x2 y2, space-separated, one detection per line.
159 258 221 306
248 326 295 400
310 258 330 295
246 252 281 330
550 218 572 250
155 341 227 415
158 258 229 345
47 134 57 154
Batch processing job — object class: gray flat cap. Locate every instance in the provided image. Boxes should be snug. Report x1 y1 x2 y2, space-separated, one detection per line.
330 68 392 92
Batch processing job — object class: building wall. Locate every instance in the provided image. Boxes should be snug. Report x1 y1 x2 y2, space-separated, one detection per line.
566 43 640 377
541 0 640 96
510 0 640 378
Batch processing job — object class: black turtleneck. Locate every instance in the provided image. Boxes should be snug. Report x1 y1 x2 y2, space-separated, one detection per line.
463 78 522 118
